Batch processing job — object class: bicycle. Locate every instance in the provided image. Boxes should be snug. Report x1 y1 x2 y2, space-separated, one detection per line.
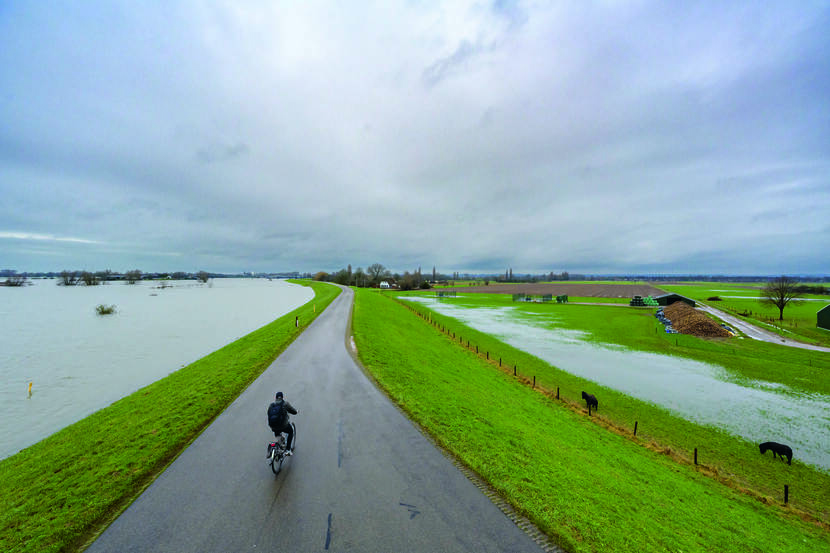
267 421 296 475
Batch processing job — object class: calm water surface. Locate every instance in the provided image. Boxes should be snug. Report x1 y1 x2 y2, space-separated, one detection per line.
1 278 312 459
405 296 830 472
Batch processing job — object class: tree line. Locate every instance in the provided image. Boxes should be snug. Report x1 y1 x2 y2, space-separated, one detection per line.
55 270 212 285
313 263 433 291
0 270 213 286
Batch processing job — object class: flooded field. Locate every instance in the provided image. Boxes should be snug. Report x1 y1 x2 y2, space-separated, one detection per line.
0 278 312 459
405 296 830 472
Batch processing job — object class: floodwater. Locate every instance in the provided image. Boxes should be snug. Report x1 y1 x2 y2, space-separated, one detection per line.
405 297 830 472
0 278 313 459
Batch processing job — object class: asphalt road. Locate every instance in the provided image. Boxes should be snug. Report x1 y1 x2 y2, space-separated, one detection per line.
86 286 547 553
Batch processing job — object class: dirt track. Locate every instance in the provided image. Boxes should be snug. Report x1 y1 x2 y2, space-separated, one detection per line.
450 282 668 298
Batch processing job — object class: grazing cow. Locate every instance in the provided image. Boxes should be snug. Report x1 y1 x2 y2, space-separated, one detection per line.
581 391 598 412
759 442 792 465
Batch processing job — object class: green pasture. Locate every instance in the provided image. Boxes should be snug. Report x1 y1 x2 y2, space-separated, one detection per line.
0 281 340 553
659 282 830 346
354 289 829 552
415 290 830 396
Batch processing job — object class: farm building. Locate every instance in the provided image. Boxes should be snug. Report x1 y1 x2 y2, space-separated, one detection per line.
818 305 830 330
654 293 695 307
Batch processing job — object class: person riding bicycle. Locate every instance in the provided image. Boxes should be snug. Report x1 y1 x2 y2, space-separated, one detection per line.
267 391 297 456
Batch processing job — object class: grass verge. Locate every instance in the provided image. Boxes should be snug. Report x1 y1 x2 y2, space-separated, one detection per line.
0 280 340 553
352 288 829 552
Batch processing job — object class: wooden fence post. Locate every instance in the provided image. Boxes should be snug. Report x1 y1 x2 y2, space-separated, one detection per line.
694 448 698 465
634 421 638 436
784 485 789 504
556 386 559 399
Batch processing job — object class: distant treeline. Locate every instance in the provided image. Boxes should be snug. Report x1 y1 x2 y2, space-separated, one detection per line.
312 264 580 290
0 269 297 286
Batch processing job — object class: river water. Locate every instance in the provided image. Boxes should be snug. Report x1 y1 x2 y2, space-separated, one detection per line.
0 278 313 459
405 297 830 472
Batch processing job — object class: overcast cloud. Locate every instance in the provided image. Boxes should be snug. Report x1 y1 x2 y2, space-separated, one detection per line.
1 1 828 275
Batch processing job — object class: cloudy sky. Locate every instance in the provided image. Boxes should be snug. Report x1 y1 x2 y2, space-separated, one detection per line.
1 1 828 276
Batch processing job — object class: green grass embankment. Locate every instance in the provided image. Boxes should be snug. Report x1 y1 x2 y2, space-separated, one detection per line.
352 288 829 553
395 292 830 520
0 281 340 553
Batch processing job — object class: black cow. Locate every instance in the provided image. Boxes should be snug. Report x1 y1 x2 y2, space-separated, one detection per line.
759 441 792 465
581 391 598 412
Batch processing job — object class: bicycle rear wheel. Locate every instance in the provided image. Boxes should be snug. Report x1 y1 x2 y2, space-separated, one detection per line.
270 449 284 475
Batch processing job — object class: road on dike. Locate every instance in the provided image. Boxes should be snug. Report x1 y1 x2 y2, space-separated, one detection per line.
86 286 550 553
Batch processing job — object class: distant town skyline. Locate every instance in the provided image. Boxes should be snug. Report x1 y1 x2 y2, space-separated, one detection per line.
1 2 828 275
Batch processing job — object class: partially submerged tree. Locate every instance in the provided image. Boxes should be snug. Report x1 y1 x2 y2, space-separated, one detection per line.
59 270 78 286
196 271 210 283
80 271 100 286
762 275 800 321
125 269 142 284
95 304 116 315
2 274 27 286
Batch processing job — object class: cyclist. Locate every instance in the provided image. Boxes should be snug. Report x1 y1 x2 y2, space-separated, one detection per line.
267 391 298 456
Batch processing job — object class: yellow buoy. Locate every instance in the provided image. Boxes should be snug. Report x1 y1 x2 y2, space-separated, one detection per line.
28 382 32 398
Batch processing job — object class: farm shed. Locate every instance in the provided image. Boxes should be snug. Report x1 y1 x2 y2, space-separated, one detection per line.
654 293 695 307
818 305 830 330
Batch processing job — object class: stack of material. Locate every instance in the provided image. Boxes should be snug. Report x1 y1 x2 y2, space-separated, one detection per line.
663 302 732 337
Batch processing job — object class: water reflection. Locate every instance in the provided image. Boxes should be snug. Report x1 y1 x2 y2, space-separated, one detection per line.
405 297 830 472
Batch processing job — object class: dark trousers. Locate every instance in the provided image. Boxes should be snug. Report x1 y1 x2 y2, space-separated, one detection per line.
272 423 293 451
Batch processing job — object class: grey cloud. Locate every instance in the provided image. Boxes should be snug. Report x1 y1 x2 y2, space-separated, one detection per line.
422 40 484 87
0 1 827 275
196 142 250 164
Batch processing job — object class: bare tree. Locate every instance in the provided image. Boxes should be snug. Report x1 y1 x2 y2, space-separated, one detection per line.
2 274 27 286
59 270 78 286
125 269 142 284
196 271 210 283
367 263 389 286
80 271 100 286
762 275 800 321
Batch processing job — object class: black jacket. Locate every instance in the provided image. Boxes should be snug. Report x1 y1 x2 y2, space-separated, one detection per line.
267 399 297 429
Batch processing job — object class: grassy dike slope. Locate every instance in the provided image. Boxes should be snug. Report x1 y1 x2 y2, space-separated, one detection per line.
397 291 830 520
0 281 340 553
351 289 829 553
